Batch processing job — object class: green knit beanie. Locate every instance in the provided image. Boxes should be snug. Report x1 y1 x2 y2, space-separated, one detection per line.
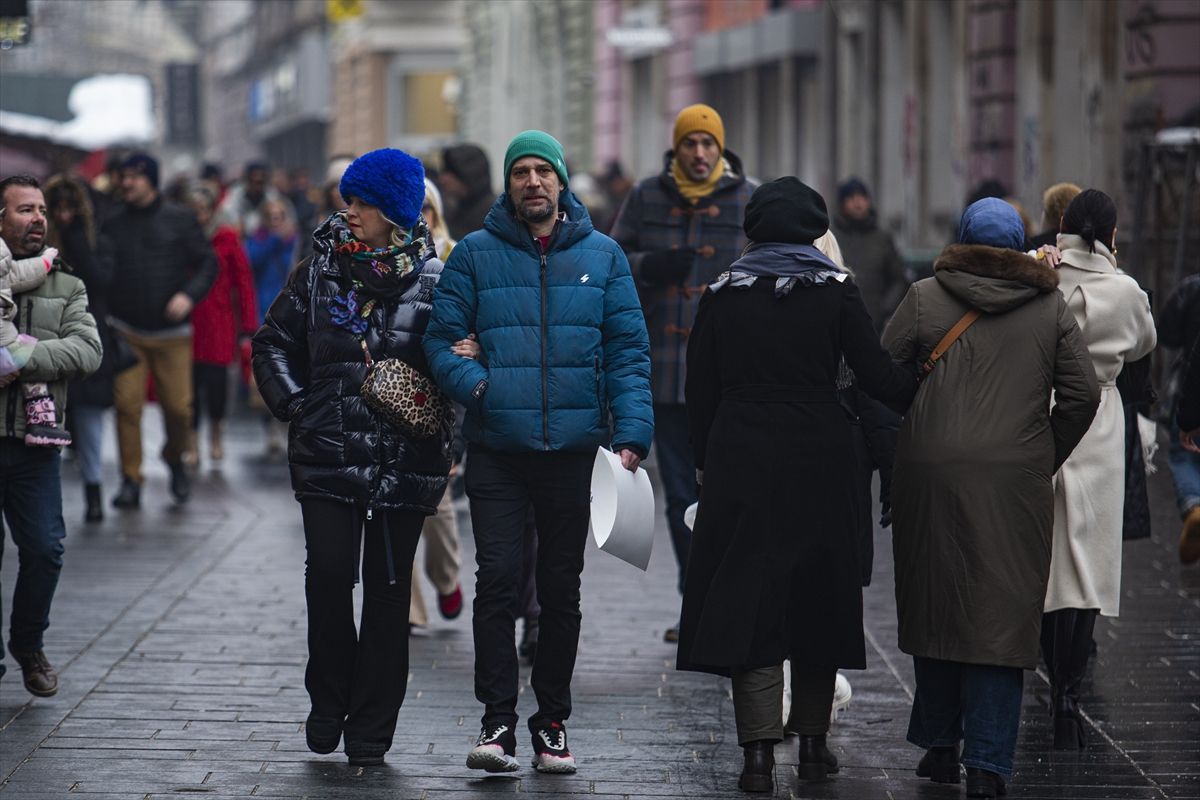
503 130 569 191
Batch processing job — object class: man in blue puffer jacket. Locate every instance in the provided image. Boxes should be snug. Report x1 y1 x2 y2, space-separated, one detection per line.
424 131 653 776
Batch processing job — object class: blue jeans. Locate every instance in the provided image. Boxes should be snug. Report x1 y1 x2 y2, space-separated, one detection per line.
71 404 107 485
652 403 698 595
907 656 1024 777
1168 427 1200 517
0 438 67 679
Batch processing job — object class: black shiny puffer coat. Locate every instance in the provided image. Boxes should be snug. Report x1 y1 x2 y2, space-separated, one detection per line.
252 221 451 514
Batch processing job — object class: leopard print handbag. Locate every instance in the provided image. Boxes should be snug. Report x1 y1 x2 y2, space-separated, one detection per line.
359 340 449 439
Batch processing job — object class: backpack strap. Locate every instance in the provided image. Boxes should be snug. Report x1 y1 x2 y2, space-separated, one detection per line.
921 309 982 378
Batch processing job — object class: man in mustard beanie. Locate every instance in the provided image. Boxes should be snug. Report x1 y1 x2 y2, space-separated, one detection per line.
610 104 756 643
424 130 652 776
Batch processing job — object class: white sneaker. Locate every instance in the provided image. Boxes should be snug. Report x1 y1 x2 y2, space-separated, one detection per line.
531 722 577 774
830 672 852 723
466 724 520 773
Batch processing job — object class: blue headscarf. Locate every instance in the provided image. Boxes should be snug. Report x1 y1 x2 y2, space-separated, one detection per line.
957 197 1025 251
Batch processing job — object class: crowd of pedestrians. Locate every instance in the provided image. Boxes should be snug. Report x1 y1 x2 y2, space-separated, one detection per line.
1 97 1198 799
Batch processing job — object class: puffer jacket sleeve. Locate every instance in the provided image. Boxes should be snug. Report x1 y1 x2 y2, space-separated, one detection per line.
601 244 653 456
423 240 490 408
5 251 51 294
1050 294 1101 470
179 212 219 304
252 259 311 421
22 275 102 383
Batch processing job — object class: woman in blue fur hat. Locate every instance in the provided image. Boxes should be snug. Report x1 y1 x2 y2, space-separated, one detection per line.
253 148 465 766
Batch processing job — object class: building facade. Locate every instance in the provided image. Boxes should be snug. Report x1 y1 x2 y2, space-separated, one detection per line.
457 0 594 188
327 0 464 163
592 0 1200 261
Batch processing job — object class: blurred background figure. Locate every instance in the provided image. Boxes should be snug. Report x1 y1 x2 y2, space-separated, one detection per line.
102 153 217 510
286 168 319 261
1027 182 1082 250
408 177 465 634
830 177 907 330
199 163 227 209
184 184 258 468
245 197 297 458
421 177 456 261
437 143 494 240
45 174 111 522
1161 273 1200 563
218 161 295 239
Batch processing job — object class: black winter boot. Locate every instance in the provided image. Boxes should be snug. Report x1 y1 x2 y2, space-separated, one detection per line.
966 766 1007 797
85 483 103 523
738 739 774 793
112 478 140 509
797 734 838 781
916 744 961 783
1042 609 1096 750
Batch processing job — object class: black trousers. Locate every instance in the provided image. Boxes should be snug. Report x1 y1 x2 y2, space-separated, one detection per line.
192 362 229 427
300 498 423 756
466 445 592 732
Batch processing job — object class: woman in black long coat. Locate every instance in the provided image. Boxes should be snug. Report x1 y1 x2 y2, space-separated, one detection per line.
679 178 916 793
252 149 453 767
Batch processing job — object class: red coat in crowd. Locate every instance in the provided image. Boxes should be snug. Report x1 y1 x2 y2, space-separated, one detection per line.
192 226 258 366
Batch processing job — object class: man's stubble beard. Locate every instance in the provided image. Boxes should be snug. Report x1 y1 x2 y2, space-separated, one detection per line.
517 199 556 225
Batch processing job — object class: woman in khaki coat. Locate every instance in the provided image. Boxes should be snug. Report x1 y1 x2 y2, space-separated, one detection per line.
882 198 1099 799
1042 190 1156 750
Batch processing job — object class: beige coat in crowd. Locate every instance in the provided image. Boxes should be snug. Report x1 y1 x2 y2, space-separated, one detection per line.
1044 234 1157 616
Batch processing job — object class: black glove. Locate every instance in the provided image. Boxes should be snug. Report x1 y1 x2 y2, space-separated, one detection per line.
640 248 695 287
879 500 892 529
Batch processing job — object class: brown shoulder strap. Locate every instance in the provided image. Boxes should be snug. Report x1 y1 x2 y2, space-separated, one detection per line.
921 309 982 378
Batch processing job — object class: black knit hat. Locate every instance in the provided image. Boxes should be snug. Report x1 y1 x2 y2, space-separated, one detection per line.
743 177 829 245
121 152 160 188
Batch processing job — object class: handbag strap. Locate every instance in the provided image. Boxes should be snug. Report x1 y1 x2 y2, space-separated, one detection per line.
921 309 982 378
360 338 374 368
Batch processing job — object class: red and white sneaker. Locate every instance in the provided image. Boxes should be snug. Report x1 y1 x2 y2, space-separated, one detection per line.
531 721 576 774
466 724 519 773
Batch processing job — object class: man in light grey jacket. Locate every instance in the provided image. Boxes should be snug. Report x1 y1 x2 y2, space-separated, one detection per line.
0 175 102 698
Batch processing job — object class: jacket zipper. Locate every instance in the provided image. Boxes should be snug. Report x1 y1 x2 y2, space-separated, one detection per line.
365 329 384 516
594 354 603 430
539 249 550 450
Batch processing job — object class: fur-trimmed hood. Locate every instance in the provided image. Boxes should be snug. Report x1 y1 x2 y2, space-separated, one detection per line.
934 243 1058 313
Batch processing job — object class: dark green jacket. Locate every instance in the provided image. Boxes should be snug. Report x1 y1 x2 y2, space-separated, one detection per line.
883 244 1099 669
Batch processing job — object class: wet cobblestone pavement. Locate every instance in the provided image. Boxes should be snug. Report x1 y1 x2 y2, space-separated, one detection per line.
2 410 1197 798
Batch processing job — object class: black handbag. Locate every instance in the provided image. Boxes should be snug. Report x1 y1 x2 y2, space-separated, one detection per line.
109 324 139 374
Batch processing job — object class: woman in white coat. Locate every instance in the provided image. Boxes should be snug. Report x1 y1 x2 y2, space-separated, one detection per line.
1042 189 1156 749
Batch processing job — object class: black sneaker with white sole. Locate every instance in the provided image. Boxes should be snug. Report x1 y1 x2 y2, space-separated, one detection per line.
466 723 520 773
531 721 577 773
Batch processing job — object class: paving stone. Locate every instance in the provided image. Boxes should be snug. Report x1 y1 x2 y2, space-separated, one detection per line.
0 413 1196 798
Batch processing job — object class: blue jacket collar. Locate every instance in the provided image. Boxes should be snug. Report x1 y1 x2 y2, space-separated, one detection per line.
483 190 595 255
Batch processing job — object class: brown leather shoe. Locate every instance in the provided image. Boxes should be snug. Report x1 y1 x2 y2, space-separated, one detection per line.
1180 505 1200 565
11 649 58 697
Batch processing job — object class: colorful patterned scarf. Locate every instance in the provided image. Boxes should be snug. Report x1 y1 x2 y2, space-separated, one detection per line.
327 213 433 338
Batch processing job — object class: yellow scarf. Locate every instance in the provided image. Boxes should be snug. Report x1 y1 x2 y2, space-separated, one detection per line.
671 156 727 205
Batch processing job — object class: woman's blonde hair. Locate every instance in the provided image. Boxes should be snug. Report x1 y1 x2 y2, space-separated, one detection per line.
813 229 852 276
423 177 457 260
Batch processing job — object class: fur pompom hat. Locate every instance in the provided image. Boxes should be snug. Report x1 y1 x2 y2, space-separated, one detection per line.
339 148 426 230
